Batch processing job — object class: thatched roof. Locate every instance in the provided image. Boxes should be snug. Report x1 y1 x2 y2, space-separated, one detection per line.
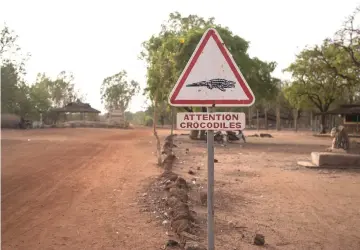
315 104 360 116
51 102 100 113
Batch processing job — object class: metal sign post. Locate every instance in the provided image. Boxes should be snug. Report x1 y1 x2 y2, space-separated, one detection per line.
206 107 215 250
168 28 255 250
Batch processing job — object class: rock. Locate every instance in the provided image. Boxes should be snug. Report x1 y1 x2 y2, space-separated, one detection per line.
188 170 195 175
162 220 170 226
254 234 265 246
161 171 178 181
166 196 182 207
228 221 236 228
184 241 207 250
170 198 190 212
189 210 198 222
190 177 197 185
180 231 199 241
259 133 273 138
168 188 189 203
171 219 190 234
166 239 180 247
197 166 201 170
164 182 177 191
199 191 207 205
214 159 218 163
175 177 188 189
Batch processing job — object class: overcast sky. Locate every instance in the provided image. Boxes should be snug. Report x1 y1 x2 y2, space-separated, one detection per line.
1 0 359 113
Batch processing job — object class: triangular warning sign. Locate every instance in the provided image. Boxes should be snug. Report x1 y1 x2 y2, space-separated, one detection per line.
168 28 255 107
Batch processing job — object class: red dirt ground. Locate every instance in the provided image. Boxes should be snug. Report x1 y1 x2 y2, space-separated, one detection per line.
1 128 168 250
2 128 360 250
171 130 360 250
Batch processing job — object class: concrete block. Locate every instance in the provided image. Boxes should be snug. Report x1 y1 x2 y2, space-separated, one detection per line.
311 152 360 167
297 161 316 168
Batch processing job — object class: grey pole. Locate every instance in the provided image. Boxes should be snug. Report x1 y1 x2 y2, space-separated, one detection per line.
207 106 215 250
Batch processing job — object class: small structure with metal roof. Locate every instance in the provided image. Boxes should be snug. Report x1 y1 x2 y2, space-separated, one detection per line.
315 104 360 134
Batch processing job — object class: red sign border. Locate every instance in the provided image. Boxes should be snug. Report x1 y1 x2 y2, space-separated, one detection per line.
169 28 255 106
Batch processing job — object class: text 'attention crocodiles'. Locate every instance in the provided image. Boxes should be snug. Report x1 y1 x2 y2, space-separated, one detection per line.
186 79 236 92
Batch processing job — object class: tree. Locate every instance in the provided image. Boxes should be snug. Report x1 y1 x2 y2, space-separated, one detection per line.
100 70 140 112
140 12 279 138
1 24 20 61
0 24 30 76
333 6 360 69
1 62 34 117
36 71 84 108
283 82 312 131
28 79 52 118
285 41 349 133
327 6 360 103
1 63 19 113
1 25 32 117
1 24 85 123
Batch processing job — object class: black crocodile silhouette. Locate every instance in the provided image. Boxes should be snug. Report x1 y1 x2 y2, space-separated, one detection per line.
186 78 235 92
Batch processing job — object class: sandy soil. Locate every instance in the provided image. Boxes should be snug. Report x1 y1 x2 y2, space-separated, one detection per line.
2 128 360 250
168 130 360 250
1 128 169 250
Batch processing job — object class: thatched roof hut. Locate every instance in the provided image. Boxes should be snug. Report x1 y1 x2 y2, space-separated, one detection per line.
51 102 100 114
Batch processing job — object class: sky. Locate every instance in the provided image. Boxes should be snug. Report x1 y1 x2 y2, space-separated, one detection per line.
1 0 359 113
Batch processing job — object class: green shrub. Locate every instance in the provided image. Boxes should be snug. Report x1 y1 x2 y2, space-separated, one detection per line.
144 116 153 127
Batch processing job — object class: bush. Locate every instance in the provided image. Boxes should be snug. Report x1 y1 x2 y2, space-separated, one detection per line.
144 116 153 127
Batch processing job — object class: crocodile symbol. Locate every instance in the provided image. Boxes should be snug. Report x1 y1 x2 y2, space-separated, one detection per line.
186 78 236 92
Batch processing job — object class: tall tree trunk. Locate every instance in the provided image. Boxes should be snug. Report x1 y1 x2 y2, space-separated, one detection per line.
256 109 259 131
320 113 326 134
310 111 313 131
248 107 252 129
294 109 298 132
153 91 162 166
276 105 281 131
264 107 268 130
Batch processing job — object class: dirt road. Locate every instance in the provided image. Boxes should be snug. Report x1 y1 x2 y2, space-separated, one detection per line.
3 128 360 250
2 128 165 250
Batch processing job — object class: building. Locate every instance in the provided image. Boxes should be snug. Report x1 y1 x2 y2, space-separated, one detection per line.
50 101 101 123
107 108 126 127
315 104 360 134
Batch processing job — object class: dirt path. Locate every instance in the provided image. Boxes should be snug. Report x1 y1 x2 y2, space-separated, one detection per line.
2 128 165 250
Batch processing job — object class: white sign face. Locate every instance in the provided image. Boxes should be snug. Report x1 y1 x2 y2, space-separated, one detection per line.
169 28 255 107
177 112 246 131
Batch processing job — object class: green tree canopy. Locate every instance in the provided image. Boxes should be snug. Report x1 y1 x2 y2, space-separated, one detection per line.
285 40 355 114
140 12 279 110
100 70 140 112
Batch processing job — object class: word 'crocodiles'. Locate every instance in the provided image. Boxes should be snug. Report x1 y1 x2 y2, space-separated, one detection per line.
186 78 236 92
